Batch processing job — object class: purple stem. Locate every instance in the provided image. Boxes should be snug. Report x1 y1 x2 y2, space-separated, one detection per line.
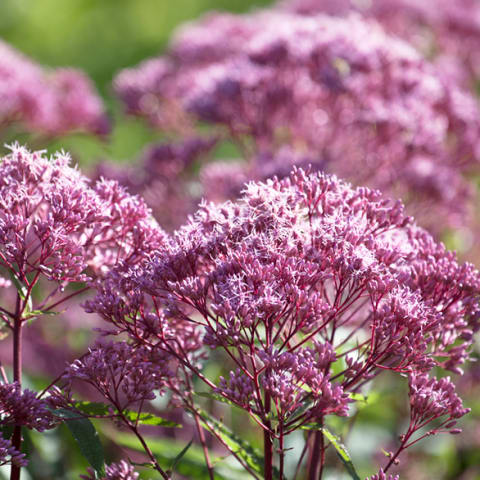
10 294 23 480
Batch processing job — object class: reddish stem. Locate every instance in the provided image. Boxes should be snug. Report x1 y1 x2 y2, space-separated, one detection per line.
263 320 275 480
383 427 415 473
264 427 274 480
307 427 325 480
113 400 170 480
193 411 215 480
279 421 285 480
10 294 23 480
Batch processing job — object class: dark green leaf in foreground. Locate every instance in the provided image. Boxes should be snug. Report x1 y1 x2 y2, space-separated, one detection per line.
55 408 105 477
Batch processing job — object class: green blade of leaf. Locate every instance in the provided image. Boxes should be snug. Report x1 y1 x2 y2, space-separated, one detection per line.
73 401 110 416
26 309 59 317
302 424 360 480
170 438 193 472
194 391 247 416
196 408 266 477
123 411 181 427
195 391 236 407
55 408 105 477
9 272 27 300
349 391 381 405
322 427 360 480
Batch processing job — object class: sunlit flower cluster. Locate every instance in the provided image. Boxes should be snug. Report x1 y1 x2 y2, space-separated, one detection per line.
86 168 479 474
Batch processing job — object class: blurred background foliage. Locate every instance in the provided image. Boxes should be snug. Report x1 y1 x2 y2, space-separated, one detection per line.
0 0 273 163
0 0 272 95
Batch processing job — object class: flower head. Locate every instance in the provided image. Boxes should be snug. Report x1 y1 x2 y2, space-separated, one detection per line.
80 460 139 480
87 168 480 431
0 436 27 468
0 382 58 432
365 469 399 480
63 341 175 410
280 0 480 88
0 145 166 287
408 373 470 428
0 41 108 136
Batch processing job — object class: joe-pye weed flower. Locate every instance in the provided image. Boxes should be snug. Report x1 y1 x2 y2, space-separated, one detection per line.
0 145 165 478
86 167 480 478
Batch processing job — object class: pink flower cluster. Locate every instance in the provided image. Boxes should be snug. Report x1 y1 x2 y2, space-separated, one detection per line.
280 0 480 88
0 145 165 289
0 144 170 476
113 9 480 233
0 41 108 136
86 168 479 470
366 469 399 480
63 341 174 410
408 374 470 431
0 2 477 476
81 460 139 480
0 382 57 432
0 437 27 468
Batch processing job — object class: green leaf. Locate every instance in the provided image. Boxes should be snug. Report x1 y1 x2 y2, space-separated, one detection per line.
0 425 14 439
322 428 360 480
195 391 235 406
26 309 59 317
55 408 105 477
195 391 246 412
302 424 360 480
196 408 266 477
72 401 181 428
195 391 249 418
9 272 27 300
170 438 193 473
123 411 181 428
73 401 110 416
9 272 32 312
349 391 381 404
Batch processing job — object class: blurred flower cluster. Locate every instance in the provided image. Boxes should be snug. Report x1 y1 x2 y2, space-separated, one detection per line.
281 0 480 89
0 41 108 137
113 7 480 237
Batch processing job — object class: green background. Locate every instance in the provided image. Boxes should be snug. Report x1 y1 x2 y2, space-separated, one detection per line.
0 0 273 95
0 1 272 162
